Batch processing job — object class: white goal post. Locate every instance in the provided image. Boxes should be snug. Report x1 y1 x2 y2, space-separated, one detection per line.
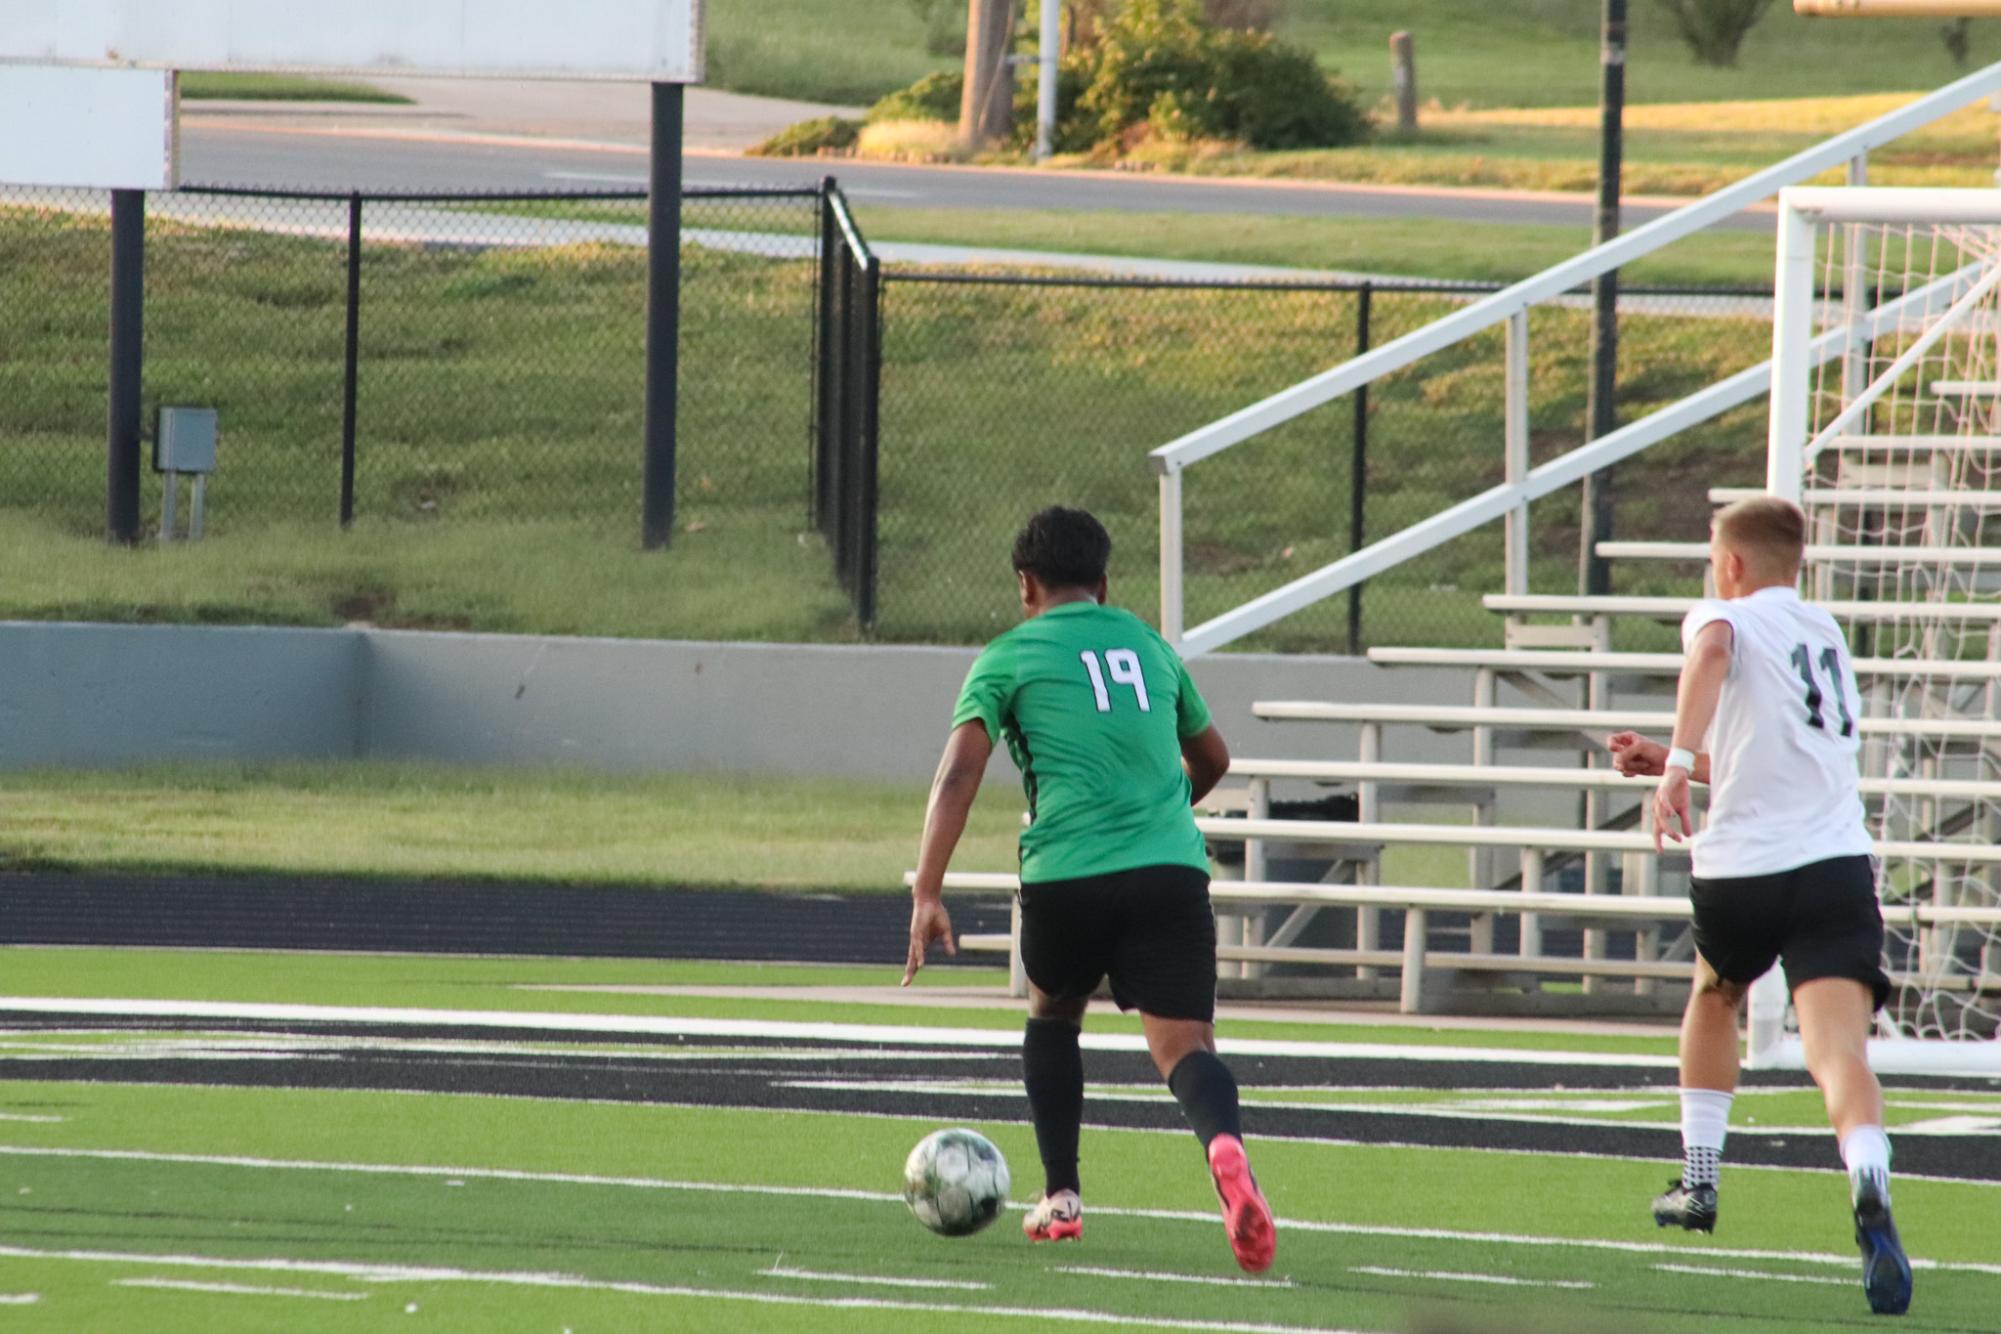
1757 186 2001 1075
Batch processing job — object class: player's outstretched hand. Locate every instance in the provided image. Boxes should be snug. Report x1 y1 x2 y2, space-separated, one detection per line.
1609 731 1667 778
902 896 956 986
1653 768 1694 852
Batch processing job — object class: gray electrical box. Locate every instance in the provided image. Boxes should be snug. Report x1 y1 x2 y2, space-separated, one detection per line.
155 406 217 474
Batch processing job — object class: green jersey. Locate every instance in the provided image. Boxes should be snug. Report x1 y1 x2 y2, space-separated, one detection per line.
952 601 1213 884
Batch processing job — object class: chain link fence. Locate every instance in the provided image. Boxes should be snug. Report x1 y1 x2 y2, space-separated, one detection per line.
2 177 1774 649
0 184 820 539
875 272 1773 651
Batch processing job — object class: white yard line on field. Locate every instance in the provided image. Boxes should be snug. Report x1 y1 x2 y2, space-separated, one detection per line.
1652 1263 1854 1288
1351 1266 1594 1290
116 1277 372 1301
4 1144 1998 1278
760 1263 990 1292
0 1293 40 1304
0 1245 1372 1334
1058 1266 1294 1289
0 998 1675 1068
0 1113 64 1124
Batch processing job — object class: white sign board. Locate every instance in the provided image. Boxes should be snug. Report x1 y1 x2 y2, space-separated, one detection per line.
0 0 704 83
0 65 175 189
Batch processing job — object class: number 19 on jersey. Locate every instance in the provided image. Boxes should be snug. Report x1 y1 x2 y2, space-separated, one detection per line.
1081 649 1151 713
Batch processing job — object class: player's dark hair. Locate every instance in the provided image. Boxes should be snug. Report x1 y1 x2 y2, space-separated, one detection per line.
1012 507 1111 590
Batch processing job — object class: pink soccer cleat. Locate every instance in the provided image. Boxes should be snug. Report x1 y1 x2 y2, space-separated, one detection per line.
1206 1134 1275 1273
1022 1189 1083 1243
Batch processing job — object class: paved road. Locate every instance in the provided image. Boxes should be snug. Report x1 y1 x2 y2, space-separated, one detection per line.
178 121 1774 233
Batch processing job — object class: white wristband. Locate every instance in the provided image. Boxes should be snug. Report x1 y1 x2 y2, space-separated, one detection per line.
1665 747 1696 774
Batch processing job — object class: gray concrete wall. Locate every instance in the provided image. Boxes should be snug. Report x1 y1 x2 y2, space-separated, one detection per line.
3 623 1588 811
362 632 1492 781
0 621 360 767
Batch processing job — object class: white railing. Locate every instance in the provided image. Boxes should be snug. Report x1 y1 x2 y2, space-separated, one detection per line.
1153 61 2001 657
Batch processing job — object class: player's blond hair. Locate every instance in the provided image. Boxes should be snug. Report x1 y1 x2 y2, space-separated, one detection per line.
1712 495 1805 580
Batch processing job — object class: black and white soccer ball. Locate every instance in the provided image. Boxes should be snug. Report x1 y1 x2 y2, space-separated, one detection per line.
902 1127 1011 1236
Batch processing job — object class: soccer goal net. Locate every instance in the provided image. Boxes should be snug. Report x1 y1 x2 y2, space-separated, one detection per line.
1753 187 2001 1076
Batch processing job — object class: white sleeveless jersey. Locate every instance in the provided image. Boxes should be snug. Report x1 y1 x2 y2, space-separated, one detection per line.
1681 586 1873 879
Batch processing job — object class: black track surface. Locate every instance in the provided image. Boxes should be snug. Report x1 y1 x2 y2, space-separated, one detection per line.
7 1029 1998 1183
0 872 1006 964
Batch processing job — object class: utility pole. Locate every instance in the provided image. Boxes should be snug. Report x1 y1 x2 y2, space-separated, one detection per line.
1035 0 1059 160
1579 0 1625 596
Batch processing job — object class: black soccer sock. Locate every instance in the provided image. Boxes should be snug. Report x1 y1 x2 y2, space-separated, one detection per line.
1023 1018 1084 1196
1167 1050 1243 1150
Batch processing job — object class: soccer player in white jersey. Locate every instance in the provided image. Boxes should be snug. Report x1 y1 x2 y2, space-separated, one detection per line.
1607 496 1912 1317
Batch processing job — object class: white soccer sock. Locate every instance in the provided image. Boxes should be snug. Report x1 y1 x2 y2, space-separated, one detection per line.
1841 1124 1893 1204
1680 1088 1734 1188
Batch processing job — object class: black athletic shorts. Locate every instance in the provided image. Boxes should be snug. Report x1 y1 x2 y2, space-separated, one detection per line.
1016 863 1216 1022
1690 853 1891 1011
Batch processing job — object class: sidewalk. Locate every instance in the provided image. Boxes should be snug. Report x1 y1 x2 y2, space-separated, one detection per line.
186 78 862 153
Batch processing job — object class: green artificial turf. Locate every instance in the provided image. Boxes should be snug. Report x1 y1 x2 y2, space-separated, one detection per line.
0 948 1690 1055
0 1080 1994 1332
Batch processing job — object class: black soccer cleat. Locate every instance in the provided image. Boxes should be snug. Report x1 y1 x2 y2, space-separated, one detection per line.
1853 1178 1913 1316
1652 1178 1717 1233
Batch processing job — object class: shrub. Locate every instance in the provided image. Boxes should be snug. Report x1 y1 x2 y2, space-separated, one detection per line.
1081 0 1363 150
858 120 966 163
1009 56 1099 153
1207 29 1366 150
747 116 862 158
1658 0 1775 68
864 0 1356 157
868 70 964 124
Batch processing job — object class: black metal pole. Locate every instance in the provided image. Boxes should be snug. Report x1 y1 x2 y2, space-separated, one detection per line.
856 259 882 629
339 191 363 528
1348 282 1372 656
1579 0 1625 596
814 178 840 533
641 82 685 550
106 189 145 544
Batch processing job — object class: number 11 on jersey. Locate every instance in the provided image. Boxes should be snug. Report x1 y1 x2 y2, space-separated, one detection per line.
1081 649 1152 713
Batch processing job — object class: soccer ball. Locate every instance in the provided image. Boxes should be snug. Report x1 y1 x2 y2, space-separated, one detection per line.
902 1127 1011 1237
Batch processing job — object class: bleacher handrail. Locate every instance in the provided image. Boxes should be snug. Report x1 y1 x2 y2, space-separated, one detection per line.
1152 61 2001 657
1225 756 2001 800
1148 63 2001 481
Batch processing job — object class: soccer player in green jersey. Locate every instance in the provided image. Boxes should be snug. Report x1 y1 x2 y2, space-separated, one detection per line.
900 506 1276 1274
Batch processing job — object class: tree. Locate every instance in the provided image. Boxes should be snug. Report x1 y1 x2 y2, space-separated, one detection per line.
1658 0 1774 67
959 0 1018 149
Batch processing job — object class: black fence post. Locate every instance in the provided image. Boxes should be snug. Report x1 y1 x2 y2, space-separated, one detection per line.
854 258 882 628
1578 0 1626 597
106 189 145 545
339 191 362 528
641 82 685 550
1347 281 1372 656
813 178 841 532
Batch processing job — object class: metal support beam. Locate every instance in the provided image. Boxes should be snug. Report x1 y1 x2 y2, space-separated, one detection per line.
1159 469 1184 644
1504 308 1530 596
